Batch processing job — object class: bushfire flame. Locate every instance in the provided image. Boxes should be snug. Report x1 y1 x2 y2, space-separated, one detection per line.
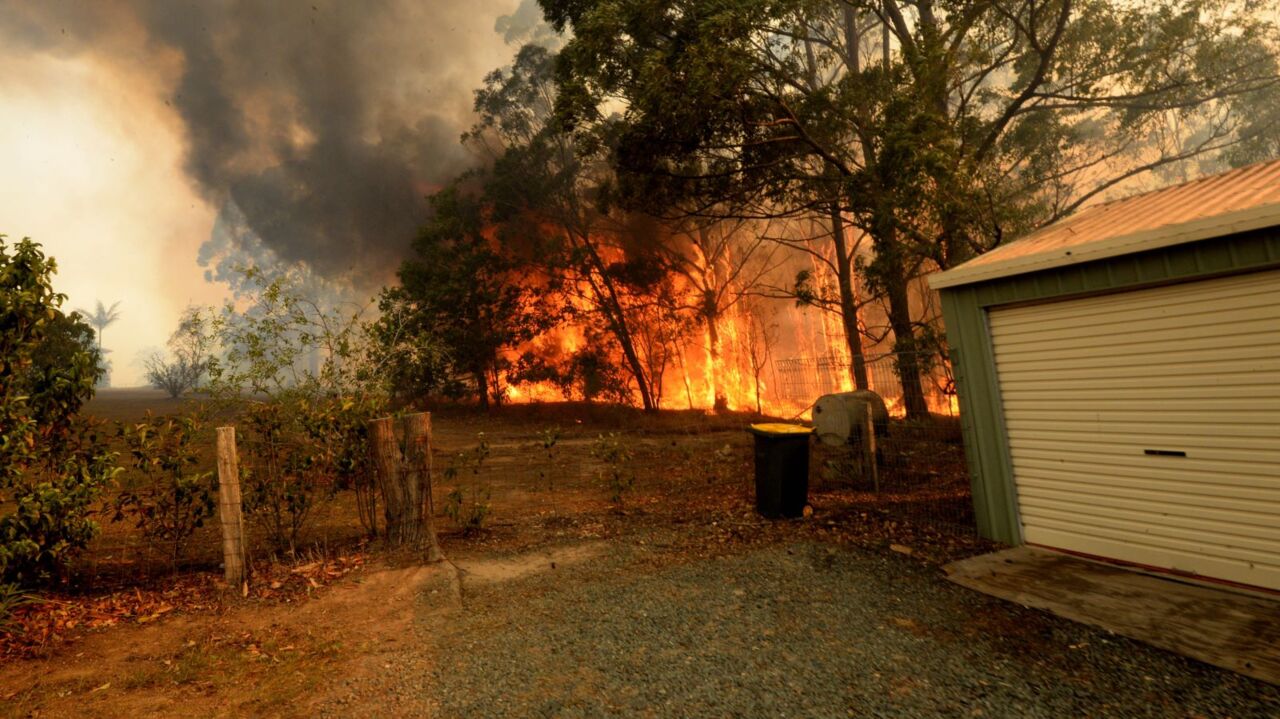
493 218 959 419
501 292 959 419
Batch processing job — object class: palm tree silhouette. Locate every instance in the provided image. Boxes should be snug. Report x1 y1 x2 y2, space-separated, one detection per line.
77 300 122 353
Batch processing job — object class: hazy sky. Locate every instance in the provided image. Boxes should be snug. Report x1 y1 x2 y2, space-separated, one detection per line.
0 1 527 385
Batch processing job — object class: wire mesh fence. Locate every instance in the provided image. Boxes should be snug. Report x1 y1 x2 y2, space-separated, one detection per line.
774 355 852 403
774 350 958 417
64 348 974 590
78 442 372 590
809 415 974 533
69 411 763 587
775 349 972 534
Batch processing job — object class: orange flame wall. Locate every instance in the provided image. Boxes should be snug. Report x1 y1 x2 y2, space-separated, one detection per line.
499 224 958 419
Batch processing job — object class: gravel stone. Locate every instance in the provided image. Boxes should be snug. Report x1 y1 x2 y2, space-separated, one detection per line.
414 538 1280 718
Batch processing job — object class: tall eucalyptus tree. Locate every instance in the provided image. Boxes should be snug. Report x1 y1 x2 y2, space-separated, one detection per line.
541 0 1280 417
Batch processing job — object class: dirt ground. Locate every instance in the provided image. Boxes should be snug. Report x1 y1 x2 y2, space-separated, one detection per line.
1 390 778 715
2 392 1276 717
5 513 1278 717
72 389 772 586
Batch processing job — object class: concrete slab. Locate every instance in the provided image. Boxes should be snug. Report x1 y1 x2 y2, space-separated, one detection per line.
945 546 1280 685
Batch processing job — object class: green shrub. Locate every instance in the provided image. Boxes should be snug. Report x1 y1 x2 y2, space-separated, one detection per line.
0 583 35 635
591 433 635 506
442 434 492 533
113 411 217 568
0 418 118 585
0 237 118 586
240 401 321 557
295 396 383 538
177 266 391 548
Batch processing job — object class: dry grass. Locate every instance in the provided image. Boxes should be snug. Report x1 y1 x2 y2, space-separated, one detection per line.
82 387 199 422
73 391 973 583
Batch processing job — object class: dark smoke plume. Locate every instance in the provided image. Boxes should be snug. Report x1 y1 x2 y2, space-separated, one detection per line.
0 0 524 286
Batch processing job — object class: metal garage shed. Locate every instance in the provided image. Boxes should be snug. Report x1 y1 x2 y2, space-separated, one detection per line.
931 160 1280 592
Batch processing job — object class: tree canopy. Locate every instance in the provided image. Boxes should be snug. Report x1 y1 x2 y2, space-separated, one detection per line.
374 184 556 406
538 0 1280 415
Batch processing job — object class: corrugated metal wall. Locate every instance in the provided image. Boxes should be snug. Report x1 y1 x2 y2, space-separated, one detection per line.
987 269 1280 590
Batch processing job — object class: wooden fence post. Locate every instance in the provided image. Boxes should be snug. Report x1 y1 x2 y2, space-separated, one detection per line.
403 412 443 562
369 417 404 541
863 403 880 494
216 426 248 592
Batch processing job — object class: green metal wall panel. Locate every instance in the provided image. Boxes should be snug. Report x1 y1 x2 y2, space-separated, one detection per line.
939 228 1280 545
941 292 1022 542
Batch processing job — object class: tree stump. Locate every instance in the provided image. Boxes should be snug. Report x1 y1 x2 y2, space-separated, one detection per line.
369 416 406 542
368 413 443 561
403 413 443 563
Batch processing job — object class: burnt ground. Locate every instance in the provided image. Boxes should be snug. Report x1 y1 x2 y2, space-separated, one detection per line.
1 393 1277 717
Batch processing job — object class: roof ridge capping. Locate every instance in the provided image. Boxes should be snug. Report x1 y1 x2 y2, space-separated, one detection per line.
930 159 1280 290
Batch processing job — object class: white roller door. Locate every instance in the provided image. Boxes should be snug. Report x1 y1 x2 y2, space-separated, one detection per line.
988 269 1280 591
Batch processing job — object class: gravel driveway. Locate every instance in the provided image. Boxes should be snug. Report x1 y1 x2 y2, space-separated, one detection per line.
416 537 1279 718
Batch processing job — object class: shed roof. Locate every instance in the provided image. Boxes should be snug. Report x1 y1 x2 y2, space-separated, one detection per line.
930 158 1280 290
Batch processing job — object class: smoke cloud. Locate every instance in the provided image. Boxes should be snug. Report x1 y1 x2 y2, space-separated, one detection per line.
0 0 525 287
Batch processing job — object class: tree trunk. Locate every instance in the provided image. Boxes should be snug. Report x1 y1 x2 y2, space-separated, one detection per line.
611 307 656 411
678 345 695 409
843 5 860 74
883 272 931 419
474 368 491 408
830 203 870 391
750 350 765 415
704 299 728 410
882 1 891 68
569 230 656 411
489 366 505 406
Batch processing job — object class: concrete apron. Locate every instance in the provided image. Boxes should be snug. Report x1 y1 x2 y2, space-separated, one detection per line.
945 546 1280 685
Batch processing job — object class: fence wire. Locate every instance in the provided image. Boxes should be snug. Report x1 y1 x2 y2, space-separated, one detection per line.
774 350 958 417
69 352 974 588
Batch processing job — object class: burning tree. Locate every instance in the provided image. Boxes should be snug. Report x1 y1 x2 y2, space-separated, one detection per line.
540 0 1280 418
451 43 805 412
465 43 679 410
373 184 557 406
657 216 782 409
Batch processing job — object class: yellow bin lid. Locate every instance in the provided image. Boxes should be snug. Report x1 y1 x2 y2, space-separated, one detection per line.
748 423 813 436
